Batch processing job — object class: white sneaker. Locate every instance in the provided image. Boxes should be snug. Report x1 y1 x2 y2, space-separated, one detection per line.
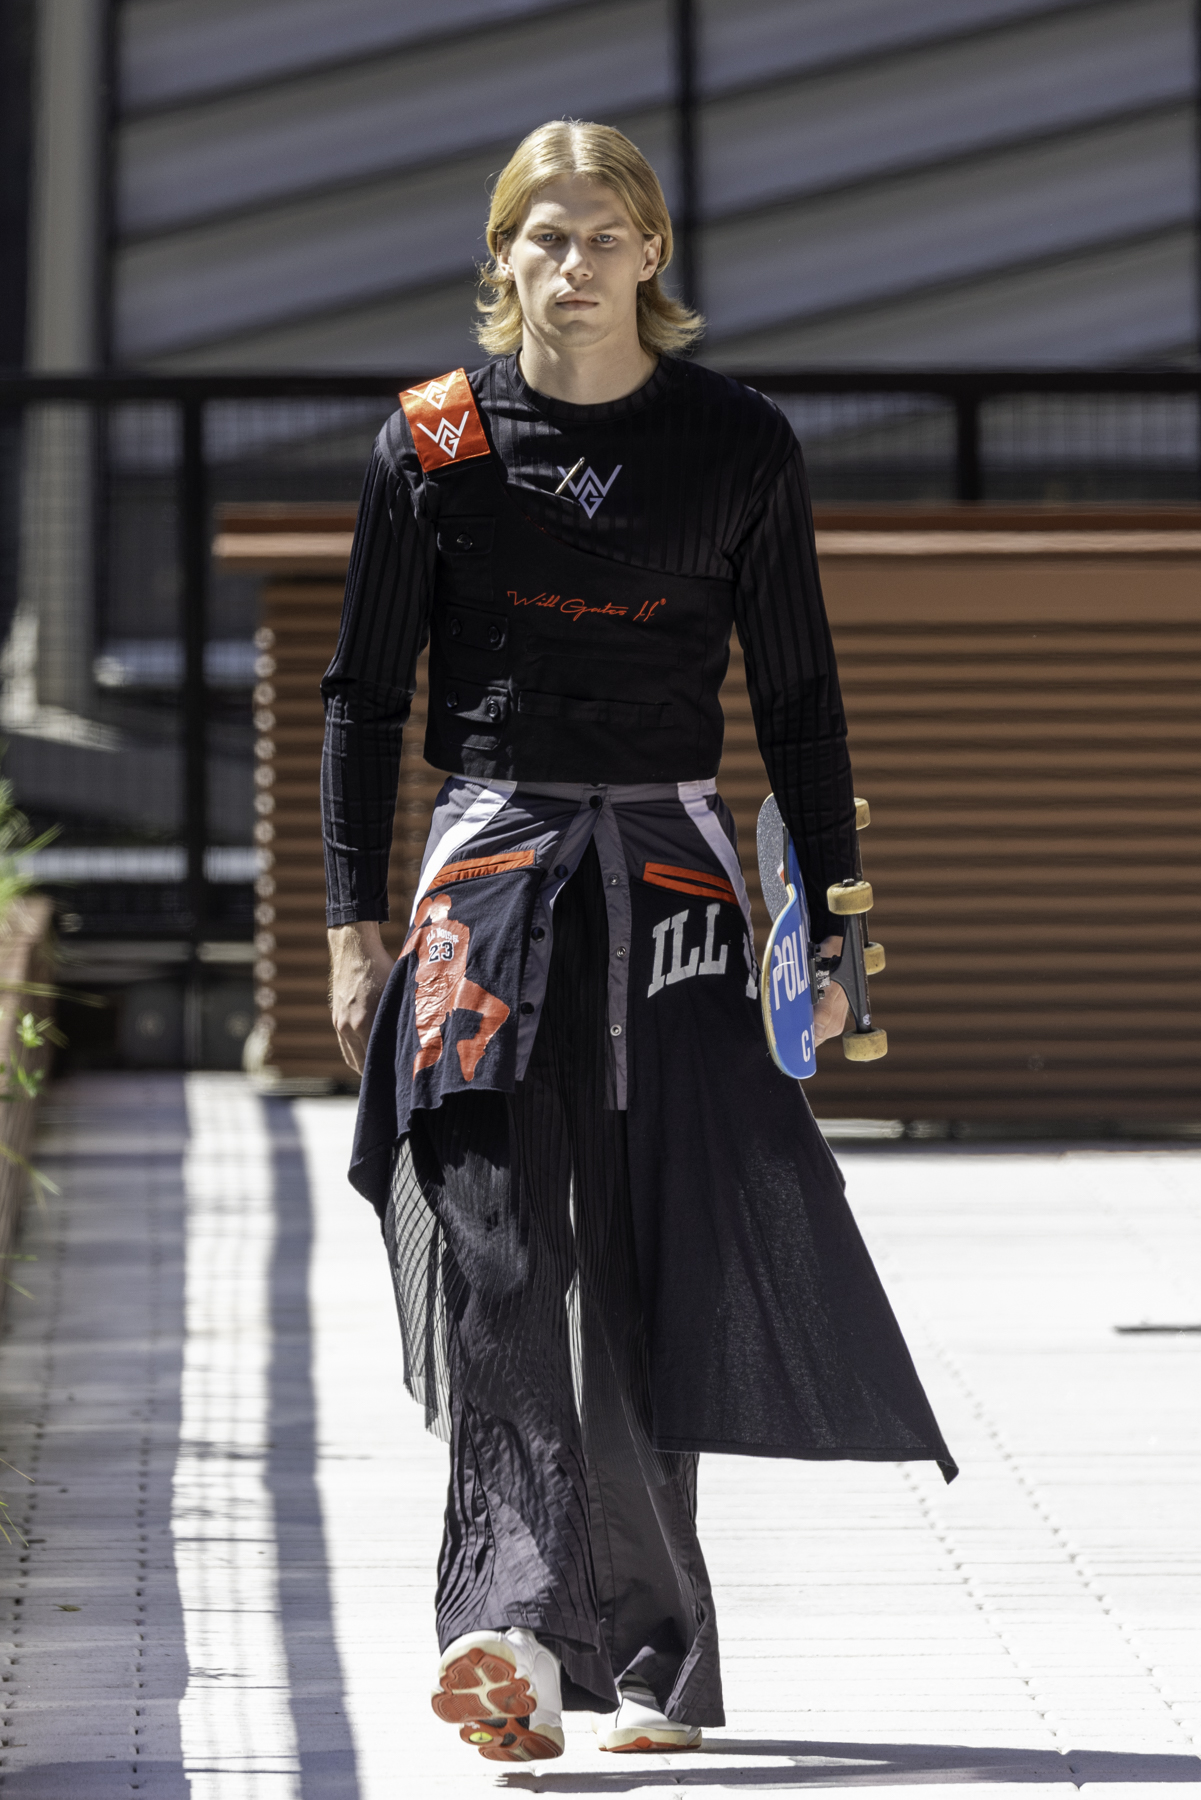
431 1626 565 1761
595 1685 703 1753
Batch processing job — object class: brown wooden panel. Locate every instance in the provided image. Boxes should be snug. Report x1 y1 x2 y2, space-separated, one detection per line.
228 505 1201 1121
806 538 1201 1121
245 559 448 1084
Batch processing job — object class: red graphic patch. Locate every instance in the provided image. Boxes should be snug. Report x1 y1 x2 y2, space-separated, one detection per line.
402 892 510 1080
399 369 490 472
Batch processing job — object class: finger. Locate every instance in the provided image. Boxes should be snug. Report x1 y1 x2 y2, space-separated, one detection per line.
812 988 849 1047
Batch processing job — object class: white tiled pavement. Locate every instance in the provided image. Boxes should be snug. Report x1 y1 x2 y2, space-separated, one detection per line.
0 1073 1198 1798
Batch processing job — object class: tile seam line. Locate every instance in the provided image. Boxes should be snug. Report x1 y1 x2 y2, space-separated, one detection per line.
893 1464 1071 1766
0 1157 66 1788
898 1309 1199 1756
914 1346 1195 1749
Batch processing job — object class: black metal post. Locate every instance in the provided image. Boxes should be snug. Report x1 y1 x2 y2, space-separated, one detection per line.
955 392 982 503
0 0 34 647
1195 0 1201 494
180 397 208 959
674 0 699 316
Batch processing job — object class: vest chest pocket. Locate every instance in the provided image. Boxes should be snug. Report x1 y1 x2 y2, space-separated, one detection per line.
436 517 494 605
433 674 510 751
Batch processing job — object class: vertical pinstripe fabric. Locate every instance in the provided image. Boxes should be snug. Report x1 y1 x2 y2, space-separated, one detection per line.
384 845 722 1723
321 445 437 923
321 353 857 939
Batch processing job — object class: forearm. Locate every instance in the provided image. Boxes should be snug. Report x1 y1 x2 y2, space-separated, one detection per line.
756 726 857 940
328 920 395 1074
328 918 386 964
320 432 433 926
735 448 858 938
321 702 405 924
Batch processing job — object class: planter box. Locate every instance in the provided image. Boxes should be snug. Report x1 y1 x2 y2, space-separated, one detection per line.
0 894 55 1310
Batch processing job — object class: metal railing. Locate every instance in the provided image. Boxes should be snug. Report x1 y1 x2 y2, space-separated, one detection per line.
0 366 1198 1061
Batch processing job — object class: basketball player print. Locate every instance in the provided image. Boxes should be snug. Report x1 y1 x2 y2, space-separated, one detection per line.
402 893 510 1080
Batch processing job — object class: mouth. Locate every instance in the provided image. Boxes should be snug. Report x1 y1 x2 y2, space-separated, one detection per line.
555 295 597 309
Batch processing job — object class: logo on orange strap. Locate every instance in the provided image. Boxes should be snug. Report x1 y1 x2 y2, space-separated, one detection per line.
399 368 490 471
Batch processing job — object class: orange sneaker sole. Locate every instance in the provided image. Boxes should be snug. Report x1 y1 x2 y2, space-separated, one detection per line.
432 1645 562 1762
459 1717 563 1762
601 1731 703 1753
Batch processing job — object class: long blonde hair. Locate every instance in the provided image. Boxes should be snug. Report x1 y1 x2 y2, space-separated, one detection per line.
476 120 703 356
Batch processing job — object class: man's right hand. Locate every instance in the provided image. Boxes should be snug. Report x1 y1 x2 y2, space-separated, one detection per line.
328 922 396 1074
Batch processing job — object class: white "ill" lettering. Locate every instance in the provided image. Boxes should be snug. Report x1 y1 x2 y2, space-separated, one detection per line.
647 904 729 997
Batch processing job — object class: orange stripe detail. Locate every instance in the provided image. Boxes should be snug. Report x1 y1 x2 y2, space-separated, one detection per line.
644 860 733 890
644 875 738 903
642 864 737 905
438 848 536 884
399 368 490 472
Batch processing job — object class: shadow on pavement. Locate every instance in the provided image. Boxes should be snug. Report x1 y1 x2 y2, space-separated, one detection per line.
501 1740 1201 1790
266 1097 362 1799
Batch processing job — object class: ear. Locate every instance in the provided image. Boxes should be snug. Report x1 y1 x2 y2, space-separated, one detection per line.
639 233 662 282
493 235 514 281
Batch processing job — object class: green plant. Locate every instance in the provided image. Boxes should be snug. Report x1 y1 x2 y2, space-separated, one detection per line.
0 761 57 918
0 1456 33 1545
0 754 66 1210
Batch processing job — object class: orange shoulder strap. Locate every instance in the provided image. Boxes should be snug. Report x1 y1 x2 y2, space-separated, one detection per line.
398 368 490 472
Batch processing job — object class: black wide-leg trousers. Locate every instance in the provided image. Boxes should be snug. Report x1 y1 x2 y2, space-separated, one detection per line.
390 845 723 1723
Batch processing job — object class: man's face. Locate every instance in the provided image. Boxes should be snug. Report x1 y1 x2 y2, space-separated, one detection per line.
497 177 662 354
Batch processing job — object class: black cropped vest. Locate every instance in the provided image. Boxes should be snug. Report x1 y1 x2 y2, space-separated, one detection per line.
422 452 737 784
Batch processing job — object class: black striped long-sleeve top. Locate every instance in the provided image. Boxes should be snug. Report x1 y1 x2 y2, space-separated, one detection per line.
321 352 858 940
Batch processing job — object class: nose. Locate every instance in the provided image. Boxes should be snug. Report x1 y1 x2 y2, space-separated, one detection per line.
561 237 591 280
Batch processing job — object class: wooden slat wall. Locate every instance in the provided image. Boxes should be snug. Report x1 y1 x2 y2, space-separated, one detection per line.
251 583 445 1088
813 539 1201 1122
234 508 1201 1122
250 582 345 1086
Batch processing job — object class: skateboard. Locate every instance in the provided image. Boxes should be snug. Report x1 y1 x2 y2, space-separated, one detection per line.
757 794 887 1077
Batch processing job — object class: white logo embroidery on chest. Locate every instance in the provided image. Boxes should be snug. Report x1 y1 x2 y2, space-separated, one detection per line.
556 463 622 518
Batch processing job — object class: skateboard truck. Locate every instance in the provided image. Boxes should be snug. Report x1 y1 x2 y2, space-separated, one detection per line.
825 798 887 1062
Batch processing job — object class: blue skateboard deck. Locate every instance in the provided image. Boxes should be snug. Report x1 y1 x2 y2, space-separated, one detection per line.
757 795 817 1080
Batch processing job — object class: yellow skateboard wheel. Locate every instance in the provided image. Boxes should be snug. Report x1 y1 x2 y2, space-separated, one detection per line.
854 797 870 830
843 1028 888 1062
863 941 886 975
827 878 873 915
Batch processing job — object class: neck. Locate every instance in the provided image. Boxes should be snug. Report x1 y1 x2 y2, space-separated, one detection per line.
517 331 656 406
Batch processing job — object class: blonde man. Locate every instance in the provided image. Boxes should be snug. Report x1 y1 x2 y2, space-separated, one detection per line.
323 121 954 1765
